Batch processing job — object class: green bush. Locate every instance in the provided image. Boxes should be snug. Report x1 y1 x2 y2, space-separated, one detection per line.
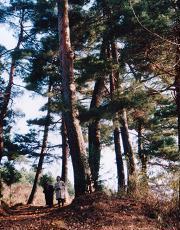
1 162 21 187
39 173 54 187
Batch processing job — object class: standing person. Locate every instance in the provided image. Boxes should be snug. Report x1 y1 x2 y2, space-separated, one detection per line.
54 176 66 207
48 183 54 207
43 181 54 207
43 181 49 206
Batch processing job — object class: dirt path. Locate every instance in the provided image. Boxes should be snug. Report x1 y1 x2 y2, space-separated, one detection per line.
0 193 177 230
1 205 71 229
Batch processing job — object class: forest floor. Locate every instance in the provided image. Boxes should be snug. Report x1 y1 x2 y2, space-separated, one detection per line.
0 192 179 230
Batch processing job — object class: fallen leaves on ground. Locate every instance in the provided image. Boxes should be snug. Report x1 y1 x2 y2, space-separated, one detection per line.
0 192 178 229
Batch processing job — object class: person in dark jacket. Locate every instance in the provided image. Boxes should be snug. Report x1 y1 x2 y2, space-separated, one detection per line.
43 181 54 207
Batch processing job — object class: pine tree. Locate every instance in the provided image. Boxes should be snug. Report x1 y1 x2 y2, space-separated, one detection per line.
61 116 69 185
0 0 36 162
57 0 91 197
27 81 53 204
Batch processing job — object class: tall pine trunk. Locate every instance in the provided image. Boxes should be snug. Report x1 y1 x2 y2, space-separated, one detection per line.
88 38 112 191
0 49 16 164
0 121 4 163
110 41 125 192
0 11 24 162
137 121 148 188
174 16 180 210
88 78 104 191
88 120 101 191
137 121 147 174
120 108 136 192
114 125 125 192
61 116 68 185
57 0 90 197
27 84 52 204
102 0 126 191
175 30 180 152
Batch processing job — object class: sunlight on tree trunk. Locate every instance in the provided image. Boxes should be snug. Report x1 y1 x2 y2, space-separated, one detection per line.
120 109 136 192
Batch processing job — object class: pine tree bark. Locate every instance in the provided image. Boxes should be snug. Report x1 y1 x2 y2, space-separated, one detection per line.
61 116 68 185
137 121 148 188
174 3 180 210
102 0 126 192
174 29 180 152
88 77 104 191
27 84 52 204
120 108 136 191
109 41 125 192
114 125 125 191
88 121 101 191
0 122 4 163
57 0 90 197
88 37 114 191
137 121 147 174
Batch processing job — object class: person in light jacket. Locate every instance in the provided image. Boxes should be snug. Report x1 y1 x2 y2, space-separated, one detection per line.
54 176 65 207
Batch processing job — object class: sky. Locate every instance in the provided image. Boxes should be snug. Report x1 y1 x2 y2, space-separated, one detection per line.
0 22 121 191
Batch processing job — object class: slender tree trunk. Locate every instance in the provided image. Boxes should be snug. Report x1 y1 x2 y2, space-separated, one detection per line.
110 41 125 192
0 62 16 163
114 125 125 191
137 121 147 174
0 11 24 163
27 84 52 204
88 78 104 191
88 120 101 190
175 30 180 152
0 123 3 163
120 108 136 191
0 177 2 205
57 0 90 197
174 17 180 210
88 38 117 191
88 38 112 191
137 121 148 188
61 116 68 185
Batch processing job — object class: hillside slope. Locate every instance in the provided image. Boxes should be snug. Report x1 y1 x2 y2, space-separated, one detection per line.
0 192 178 229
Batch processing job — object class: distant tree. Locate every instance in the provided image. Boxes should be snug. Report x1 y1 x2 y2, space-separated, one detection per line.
39 173 54 188
109 39 126 193
27 82 53 204
19 168 35 184
0 0 35 162
1 162 21 205
125 0 180 151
